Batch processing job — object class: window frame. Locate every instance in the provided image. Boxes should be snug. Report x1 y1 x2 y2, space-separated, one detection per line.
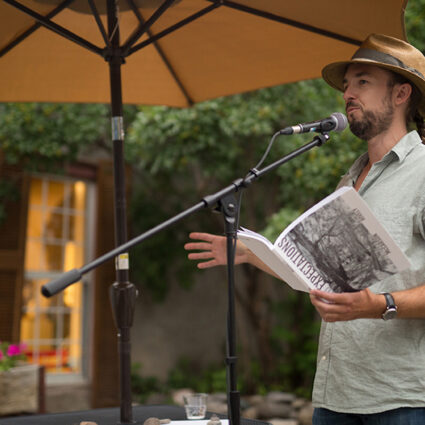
22 173 96 385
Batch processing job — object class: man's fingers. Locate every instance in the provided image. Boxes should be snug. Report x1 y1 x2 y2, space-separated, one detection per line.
189 232 215 241
197 260 217 269
184 242 212 251
188 252 214 260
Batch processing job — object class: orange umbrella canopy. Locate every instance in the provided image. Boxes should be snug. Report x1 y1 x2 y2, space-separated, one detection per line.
0 0 407 106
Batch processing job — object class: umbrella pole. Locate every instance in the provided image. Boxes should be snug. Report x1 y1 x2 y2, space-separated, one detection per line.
107 1 137 424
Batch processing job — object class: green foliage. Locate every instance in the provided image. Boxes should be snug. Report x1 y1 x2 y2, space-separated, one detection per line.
269 293 321 398
167 358 229 394
0 180 19 226
262 208 303 242
405 0 425 52
131 359 229 402
128 188 197 301
0 103 109 171
131 363 163 404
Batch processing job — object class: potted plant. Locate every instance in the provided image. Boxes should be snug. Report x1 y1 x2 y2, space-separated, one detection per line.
0 341 39 416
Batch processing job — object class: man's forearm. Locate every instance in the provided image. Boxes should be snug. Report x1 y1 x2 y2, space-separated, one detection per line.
245 247 280 279
392 284 425 318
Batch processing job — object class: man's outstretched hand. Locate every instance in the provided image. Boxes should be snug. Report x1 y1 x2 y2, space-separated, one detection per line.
184 232 250 269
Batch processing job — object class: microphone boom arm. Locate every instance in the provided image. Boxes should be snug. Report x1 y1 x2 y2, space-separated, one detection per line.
41 131 330 298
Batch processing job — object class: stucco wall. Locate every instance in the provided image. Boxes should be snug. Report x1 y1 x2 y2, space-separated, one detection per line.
131 267 231 380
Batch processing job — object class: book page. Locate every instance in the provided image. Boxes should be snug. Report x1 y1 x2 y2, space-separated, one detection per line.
274 187 410 293
237 229 310 292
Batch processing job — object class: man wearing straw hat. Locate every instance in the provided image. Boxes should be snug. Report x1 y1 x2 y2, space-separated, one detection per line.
308 33 425 424
185 34 425 423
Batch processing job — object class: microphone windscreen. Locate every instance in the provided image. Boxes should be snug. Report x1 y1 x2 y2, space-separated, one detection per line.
331 112 348 132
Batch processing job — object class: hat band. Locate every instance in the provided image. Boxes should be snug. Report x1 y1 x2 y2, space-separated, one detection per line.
352 48 424 79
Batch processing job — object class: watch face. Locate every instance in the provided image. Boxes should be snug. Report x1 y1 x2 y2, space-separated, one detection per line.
383 308 397 320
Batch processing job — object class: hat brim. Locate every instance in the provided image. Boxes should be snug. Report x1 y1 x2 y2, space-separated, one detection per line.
322 58 425 116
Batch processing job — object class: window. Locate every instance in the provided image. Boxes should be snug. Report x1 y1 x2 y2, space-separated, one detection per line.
20 175 95 382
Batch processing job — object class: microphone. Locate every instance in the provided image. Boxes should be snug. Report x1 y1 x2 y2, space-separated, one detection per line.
280 112 347 135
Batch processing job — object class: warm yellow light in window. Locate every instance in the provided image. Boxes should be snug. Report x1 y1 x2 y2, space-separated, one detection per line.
64 241 83 270
22 177 87 375
74 181 86 211
29 179 42 206
47 180 65 208
27 209 42 238
25 240 43 270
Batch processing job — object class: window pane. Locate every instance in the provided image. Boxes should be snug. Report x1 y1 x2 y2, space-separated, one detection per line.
64 282 82 308
29 179 43 206
25 240 42 270
45 243 63 271
64 241 83 269
70 181 86 211
69 215 84 242
47 181 65 208
45 211 64 240
38 312 56 340
27 208 42 238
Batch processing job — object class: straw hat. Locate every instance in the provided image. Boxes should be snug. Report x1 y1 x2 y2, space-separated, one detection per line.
322 33 425 116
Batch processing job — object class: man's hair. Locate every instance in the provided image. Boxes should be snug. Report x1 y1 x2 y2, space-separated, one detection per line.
388 71 425 142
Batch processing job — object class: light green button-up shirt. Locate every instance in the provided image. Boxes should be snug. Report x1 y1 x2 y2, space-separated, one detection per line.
312 131 425 414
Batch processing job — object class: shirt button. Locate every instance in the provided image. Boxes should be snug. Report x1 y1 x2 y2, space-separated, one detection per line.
321 355 327 361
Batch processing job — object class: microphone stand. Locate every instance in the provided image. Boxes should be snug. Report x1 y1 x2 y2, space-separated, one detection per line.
41 132 330 425
217 194 240 425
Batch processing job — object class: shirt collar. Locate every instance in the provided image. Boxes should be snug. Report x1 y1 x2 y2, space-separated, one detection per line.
340 131 422 188
389 130 422 162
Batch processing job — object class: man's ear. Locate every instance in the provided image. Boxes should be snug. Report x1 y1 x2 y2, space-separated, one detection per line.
394 82 413 106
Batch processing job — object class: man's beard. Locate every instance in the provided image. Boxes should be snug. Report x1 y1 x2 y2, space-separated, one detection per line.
348 97 394 141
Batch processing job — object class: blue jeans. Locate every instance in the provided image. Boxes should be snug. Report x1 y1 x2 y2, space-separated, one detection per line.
313 407 425 424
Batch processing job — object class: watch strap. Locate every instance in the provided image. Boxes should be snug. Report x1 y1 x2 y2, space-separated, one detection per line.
383 292 396 309
382 292 397 320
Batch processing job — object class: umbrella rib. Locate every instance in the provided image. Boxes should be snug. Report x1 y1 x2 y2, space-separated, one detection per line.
125 2 194 105
212 0 362 46
121 0 176 56
88 0 111 48
128 3 221 55
0 0 75 58
122 0 194 105
4 0 104 57
149 31 194 106
126 2 222 106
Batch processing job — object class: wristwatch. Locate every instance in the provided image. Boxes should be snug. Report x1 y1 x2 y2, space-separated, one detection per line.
381 292 397 320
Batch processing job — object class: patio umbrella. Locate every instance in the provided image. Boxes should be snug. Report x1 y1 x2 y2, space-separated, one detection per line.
0 1 408 424
0 1 407 106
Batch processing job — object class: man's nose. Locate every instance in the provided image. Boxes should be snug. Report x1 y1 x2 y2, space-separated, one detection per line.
343 85 355 102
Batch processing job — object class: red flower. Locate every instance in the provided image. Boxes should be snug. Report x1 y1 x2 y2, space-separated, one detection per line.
7 344 22 357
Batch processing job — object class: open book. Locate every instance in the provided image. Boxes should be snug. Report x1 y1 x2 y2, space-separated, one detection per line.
237 186 410 293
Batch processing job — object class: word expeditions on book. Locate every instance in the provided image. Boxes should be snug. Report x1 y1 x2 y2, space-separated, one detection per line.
237 187 410 293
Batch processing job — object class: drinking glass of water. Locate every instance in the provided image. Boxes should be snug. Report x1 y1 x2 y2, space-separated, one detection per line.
183 393 208 420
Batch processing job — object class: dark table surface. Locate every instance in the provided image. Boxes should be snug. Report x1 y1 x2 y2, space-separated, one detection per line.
0 405 269 425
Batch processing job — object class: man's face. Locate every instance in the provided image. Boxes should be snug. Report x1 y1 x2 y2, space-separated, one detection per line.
343 64 395 141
